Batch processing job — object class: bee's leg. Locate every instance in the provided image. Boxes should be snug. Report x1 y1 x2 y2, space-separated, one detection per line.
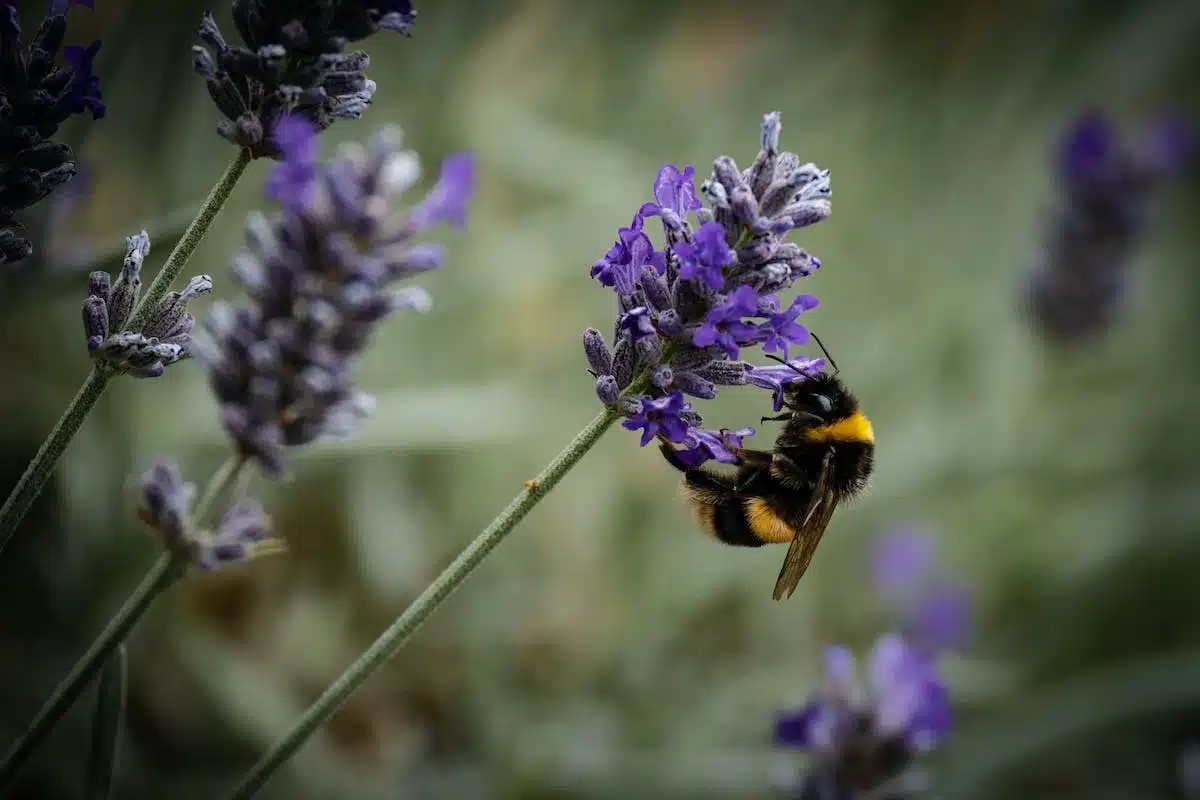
732 450 775 494
768 451 811 490
658 442 692 473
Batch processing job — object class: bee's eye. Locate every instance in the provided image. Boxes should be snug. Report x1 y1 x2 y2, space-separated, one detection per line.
814 394 833 413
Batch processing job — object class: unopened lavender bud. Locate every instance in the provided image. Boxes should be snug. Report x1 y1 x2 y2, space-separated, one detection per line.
639 267 672 312
701 178 728 209
611 337 635 388
595 374 620 404
582 328 614 376
145 274 213 339
82 296 108 343
784 199 832 229
107 231 151 332
655 309 682 336
651 364 673 389
696 360 751 385
730 186 759 226
87 271 110 305
759 171 810 218
743 112 782 198
711 156 745 198
635 334 662 369
673 370 717 399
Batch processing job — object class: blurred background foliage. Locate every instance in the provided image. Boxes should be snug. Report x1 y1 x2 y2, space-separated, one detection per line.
0 0 1198 797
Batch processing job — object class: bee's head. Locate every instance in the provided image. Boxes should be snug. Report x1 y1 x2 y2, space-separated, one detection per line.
782 372 858 425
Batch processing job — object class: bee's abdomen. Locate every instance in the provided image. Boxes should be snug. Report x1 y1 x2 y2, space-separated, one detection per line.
711 498 767 548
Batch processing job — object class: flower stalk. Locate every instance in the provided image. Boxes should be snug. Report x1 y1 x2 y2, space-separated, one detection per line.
223 407 620 799
0 149 251 557
0 456 248 792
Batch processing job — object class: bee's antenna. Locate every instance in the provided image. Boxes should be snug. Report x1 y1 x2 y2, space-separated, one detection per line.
810 332 839 376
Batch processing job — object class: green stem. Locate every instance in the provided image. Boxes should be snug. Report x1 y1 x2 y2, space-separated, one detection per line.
0 456 247 794
82 645 127 800
124 148 252 334
0 148 252 558
223 408 621 800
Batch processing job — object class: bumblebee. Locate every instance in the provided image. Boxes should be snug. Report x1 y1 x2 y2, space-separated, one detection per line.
659 340 874 600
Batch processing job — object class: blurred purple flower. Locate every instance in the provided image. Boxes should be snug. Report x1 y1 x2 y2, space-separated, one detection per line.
775 635 951 794
192 126 475 475
871 526 972 651
265 116 321 210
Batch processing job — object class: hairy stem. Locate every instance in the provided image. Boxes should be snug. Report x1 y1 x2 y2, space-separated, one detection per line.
0 456 247 793
0 148 252 558
224 409 621 799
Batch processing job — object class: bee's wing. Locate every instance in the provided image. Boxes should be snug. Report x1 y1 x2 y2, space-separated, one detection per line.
772 450 838 601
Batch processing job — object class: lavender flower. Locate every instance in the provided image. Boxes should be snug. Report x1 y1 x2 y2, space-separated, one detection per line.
1024 110 1193 344
191 118 475 476
0 0 104 264
81 232 213 378
192 1 416 159
137 459 282 571
583 112 831 465
775 636 951 799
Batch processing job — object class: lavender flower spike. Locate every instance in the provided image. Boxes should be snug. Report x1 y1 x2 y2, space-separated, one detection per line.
82 232 213 378
192 1 416 159
0 0 104 264
192 119 476 476
137 459 283 571
1024 109 1193 344
583 112 832 465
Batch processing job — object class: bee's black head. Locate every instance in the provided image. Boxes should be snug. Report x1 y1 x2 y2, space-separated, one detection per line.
782 372 859 424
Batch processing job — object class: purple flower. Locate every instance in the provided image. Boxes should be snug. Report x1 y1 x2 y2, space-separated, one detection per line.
617 306 656 342
756 293 818 356
675 426 754 468
580 112 834 450
265 116 321 211
693 285 761 359
675 221 734 292
192 127 475 476
745 357 824 412
0 0 104 264
775 635 951 793
622 391 692 447
639 163 703 230
410 152 478 230
871 527 973 651
590 217 655 296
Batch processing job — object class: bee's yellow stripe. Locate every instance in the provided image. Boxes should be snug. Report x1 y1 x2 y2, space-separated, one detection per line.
745 497 796 544
803 410 874 445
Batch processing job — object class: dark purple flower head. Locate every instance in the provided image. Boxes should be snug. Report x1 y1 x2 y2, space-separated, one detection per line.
871 526 973 652
1026 108 1192 345
775 635 951 794
622 391 692 447
193 0 418 159
582 112 834 455
137 458 283 572
0 0 104 264
676 220 734 291
82 231 213 378
192 127 475 476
